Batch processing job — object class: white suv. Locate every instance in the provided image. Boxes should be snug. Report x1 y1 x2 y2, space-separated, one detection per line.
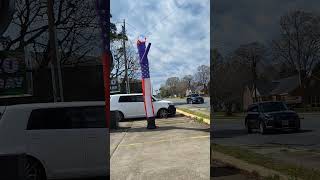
0 102 108 180
110 93 176 121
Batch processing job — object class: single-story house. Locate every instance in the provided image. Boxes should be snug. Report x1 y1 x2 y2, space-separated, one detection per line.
243 75 320 110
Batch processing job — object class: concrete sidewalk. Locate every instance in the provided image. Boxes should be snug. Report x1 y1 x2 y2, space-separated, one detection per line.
110 116 210 180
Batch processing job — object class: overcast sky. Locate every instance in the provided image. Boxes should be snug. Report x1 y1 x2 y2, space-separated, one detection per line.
111 0 210 92
212 0 320 56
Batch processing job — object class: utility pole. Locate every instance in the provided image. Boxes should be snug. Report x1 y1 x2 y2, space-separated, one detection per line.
122 19 130 94
47 0 63 102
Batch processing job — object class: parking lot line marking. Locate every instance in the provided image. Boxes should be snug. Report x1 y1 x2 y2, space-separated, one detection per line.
118 135 209 147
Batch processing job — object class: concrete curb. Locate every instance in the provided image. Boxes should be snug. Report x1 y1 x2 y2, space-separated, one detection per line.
176 109 210 125
212 151 301 180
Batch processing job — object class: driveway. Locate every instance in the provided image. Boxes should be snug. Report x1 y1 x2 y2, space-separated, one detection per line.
110 115 210 180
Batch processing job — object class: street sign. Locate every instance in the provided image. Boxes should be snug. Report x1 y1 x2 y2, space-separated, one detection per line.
0 51 31 97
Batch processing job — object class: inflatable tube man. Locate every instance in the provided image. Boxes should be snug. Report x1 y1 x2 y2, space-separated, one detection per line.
137 36 157 129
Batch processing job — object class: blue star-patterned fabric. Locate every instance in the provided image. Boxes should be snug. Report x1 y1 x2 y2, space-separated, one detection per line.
137 40 150 79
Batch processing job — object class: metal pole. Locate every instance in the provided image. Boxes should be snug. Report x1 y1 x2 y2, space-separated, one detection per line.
47 0 62 102
54 26 64 102
123 19 130 94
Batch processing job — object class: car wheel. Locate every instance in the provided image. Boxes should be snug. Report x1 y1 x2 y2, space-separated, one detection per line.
118 111 124 121
158 109 168 119
246 121 252 134
259 121 266 135
24 158 46 180
187 99 190 104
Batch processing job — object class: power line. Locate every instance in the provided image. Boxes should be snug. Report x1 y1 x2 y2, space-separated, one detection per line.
143 1 189 37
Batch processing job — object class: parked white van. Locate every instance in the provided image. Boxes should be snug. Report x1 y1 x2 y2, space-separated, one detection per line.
0 102 108 180
110 93 176 121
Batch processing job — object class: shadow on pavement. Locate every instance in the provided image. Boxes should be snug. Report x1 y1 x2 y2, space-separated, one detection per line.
121 115 183 122
126 125 210 133
65 176 109 180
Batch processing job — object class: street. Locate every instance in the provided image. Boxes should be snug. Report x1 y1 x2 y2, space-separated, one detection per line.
164 97 210 114
212 113 320 170
110 115 210 180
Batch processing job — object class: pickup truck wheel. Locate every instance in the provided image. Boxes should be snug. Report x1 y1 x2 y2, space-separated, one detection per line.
158 109 168 119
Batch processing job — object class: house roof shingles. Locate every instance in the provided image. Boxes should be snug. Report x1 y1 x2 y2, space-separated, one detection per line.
270 75 300 95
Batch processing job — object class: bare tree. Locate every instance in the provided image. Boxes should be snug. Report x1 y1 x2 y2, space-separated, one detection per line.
110 38 140 88
273 10 320 90
194 65 210 93
234 42 266 101
166 77 180 96
182 75 193 90
212 54 252 114
2 0 100 70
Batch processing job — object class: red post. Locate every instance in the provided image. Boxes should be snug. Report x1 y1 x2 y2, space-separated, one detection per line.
102 52 110 128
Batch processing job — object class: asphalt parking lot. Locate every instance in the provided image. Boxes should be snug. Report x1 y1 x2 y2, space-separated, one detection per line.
212 113 320 170
110 115 210 180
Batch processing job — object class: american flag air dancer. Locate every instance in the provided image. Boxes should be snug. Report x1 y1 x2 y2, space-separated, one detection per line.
137 36 157 129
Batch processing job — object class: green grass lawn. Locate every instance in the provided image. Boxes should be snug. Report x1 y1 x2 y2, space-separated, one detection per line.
177 108 245 121
177 107 210 119
212 144 320 180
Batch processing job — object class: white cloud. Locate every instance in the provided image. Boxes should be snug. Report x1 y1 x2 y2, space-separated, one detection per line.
111 0 210 91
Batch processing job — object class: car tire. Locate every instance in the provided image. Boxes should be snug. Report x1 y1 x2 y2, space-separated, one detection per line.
246 121 252 134
187 99 190 104
118 111 124 122
259 121 266 135
158 109 168 119
24 157 46 180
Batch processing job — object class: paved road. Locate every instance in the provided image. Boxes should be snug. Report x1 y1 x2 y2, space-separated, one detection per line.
164 97 210 113
212 114 320 149
110 115 210 180
212 114 320 170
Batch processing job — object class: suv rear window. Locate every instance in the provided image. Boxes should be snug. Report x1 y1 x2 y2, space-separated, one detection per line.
119 96 133 102
119 95 144 102
27 106 106 130
27 108 71 130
